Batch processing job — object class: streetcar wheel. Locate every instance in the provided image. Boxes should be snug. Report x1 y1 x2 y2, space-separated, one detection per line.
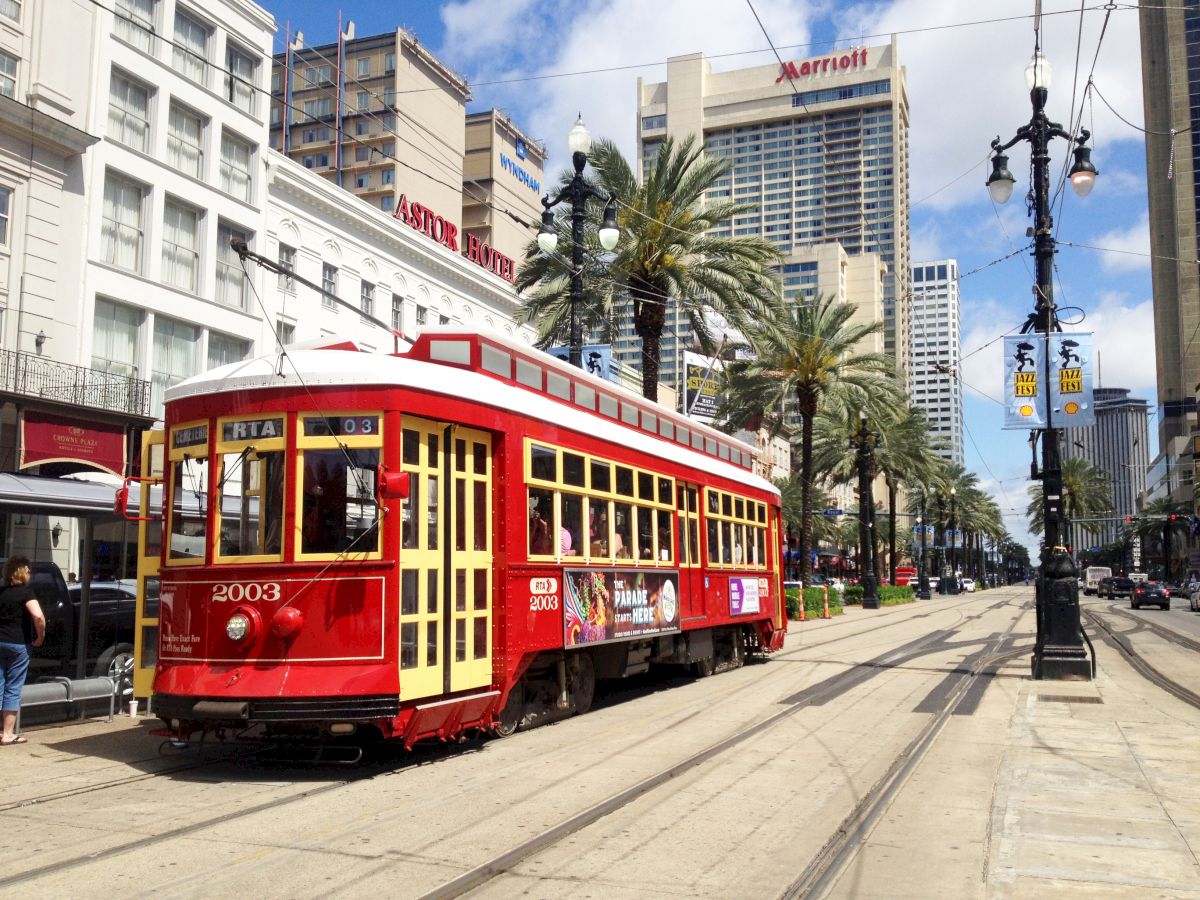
691 656 716 678
569 653 595 715
494 680 524 737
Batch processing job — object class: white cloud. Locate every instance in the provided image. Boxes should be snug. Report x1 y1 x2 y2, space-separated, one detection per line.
1091 211 1151 273
1086 292 1157 392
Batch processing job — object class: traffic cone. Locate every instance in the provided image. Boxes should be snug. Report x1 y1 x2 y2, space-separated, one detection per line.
822 585 831 619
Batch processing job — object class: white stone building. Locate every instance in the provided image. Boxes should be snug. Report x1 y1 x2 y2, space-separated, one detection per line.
909 259 963 465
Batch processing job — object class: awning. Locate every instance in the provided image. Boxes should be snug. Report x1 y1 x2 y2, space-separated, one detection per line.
0 472 137 520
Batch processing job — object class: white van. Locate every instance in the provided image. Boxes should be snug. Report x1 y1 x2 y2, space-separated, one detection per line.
1128 572 1149 583
1083 566 1112 595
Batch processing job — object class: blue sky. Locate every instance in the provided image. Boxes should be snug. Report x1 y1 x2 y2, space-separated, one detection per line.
260 1 1154 554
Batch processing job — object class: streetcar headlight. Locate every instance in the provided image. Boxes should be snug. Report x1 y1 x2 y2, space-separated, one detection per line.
226 613 251 641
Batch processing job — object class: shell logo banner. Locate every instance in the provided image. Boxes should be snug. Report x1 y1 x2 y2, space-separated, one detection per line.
1048 333 1095 428
1003 334 1046 429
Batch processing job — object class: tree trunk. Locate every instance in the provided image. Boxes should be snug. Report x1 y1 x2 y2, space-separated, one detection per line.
798 396 816 588
632 281 667 402
887 478 897 586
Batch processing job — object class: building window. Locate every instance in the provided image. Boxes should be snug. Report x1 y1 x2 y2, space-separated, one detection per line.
207 331 248 370
0 1 20 22
356 121 369 136
302 153 329 168
303 98 332 119
415 305 427 326
219 130 253 201
357 57 370 77
642 114 666 130
360 280 375 318
355 175 368 189
0 51 13 99
382 140 395 156
115 0 154 52
0 186 9 244
275 319 295 345
356 90 368 110
151 315 197 413
172 10 208 84
322 263 337 309
384 52 395 73
108 71 151 152
381 195 393 212
92 298 140 377
382 168 394 185
439 315 450 325
355 146 369 162
224 42 256 114
278 244 295 291
162 199 200 293
391 294 402 331
215 222 250 309
167 102 204 178
101 172 145 272
269 105 281 126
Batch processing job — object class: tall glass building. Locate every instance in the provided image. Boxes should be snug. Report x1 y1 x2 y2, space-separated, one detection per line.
632 37 910 392
910 260 963 465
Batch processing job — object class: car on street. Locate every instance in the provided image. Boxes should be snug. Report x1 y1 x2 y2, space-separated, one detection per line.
1099 576 1135 599
961 577 976 593
1131 581 1171 610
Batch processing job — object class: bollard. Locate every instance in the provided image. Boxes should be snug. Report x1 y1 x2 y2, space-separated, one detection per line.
822 585 831 619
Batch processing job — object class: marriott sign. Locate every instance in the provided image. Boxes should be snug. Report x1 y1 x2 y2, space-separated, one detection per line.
775 48 868 83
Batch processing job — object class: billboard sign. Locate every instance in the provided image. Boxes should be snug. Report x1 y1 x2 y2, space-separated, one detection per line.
684 350 724 423
1003 333 1095 429
729 576 767 616
564 569 680 647
548 344 618 382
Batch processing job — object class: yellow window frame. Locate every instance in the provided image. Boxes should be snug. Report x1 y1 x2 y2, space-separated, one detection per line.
702 488 769 570
523 438 675 566
213 413 288 564
294 411 384 562
165 419 210 567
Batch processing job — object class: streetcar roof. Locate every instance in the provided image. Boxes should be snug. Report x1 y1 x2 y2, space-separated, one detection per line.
167 330 778 497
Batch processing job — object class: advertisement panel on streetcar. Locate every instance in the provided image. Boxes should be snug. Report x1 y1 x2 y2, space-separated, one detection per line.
564 569 680 646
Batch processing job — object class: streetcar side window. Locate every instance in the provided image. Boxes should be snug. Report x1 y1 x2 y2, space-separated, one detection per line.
701 488 769 571
167 420 210 565
528 488 556 557
169 455 209 561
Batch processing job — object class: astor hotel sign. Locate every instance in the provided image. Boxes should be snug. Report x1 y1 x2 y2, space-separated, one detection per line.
776 48 868 82
393 194 516 283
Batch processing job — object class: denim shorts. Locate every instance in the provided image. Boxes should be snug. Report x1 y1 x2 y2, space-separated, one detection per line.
0 642 30 712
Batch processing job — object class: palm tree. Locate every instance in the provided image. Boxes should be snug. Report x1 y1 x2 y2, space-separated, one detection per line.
1127 497 1192 580
514 135 783 399
1026 456 1113 547
720 295 895 586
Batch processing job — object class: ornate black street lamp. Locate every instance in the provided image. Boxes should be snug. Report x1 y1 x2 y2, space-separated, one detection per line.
987 50 1096 680
850 411 881 609
537 115 620 369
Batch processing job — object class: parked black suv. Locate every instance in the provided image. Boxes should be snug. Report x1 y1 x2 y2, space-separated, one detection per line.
6 560 137 688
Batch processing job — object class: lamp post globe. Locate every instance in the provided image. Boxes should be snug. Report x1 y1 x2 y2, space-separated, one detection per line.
536 114 619 369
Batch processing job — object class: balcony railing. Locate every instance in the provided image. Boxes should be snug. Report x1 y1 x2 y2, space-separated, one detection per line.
0 350 152 418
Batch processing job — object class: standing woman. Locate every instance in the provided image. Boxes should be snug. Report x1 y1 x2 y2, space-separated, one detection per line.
0 556 44 745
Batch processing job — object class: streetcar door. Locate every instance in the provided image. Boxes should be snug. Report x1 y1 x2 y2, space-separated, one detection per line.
133 430 165 699
398 418 493 701
677 483 705 620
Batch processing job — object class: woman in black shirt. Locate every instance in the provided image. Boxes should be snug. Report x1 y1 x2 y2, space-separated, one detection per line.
0 556 45 745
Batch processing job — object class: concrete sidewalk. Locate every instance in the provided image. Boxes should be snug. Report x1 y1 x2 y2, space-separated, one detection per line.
829 593 1200 899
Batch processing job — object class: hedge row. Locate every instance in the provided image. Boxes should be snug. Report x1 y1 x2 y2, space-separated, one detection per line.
784 586 845 620
842 584 915 606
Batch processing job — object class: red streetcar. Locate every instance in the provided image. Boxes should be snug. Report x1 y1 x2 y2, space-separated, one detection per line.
141 329 785 747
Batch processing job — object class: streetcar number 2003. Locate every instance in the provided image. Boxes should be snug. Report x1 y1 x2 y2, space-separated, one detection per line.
211 583 282 603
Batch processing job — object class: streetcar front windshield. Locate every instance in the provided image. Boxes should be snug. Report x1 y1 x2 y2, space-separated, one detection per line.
301 448 380 554
218 450 285 557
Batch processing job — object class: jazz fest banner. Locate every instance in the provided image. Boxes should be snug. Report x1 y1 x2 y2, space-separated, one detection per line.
1048 333 1095 427
1002 333 1094 429
564 569 680 647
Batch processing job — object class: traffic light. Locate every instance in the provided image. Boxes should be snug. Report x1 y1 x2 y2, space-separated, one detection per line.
1125 516 1138 524
1169 514 1179 522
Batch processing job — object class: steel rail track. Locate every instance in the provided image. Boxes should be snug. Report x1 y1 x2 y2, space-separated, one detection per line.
0 594 1018 892
417 600 1026 900
1082 608 1200 711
